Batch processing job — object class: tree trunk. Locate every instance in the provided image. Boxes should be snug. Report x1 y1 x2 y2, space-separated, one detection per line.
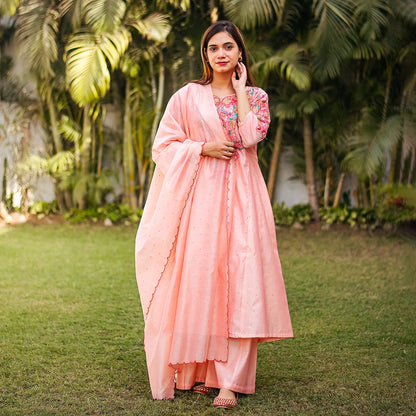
147 51 166 190
333 172 345 208
408 147 415 184
150 51 165 144
323 166 332 209
46 94 62 153
96 110 104 176
81 104 91 175
267 120 284 200
123 78 137 210
303 114 320 221
361 181 369 209
382 64 393 184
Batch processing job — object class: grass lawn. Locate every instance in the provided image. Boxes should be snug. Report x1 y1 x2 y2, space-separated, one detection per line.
0 223 415 416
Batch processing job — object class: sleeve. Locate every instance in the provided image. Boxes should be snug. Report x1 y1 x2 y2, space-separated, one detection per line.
152 89 204 175
238 88 271 148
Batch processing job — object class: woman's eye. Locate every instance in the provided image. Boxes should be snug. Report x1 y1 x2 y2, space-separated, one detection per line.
209 47 217 52
226 45 233 50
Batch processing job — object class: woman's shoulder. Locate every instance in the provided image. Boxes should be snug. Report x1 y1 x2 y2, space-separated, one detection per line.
175 82 206 95
246 86 268 98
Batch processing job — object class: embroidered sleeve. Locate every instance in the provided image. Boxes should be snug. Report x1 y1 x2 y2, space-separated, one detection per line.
239 88 271 147
250 88 270 139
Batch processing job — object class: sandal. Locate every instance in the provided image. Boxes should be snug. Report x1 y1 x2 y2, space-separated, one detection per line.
213 393 238 409
193 384 216 395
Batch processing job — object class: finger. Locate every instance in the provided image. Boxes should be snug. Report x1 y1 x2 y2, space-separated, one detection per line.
224 146 235 155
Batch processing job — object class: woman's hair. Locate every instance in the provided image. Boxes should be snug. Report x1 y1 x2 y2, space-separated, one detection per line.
193 20 255 86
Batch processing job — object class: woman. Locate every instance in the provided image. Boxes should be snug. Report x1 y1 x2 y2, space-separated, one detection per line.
135 20 293 408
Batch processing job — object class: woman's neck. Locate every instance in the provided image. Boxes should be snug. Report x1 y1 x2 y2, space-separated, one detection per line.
211 73 234 96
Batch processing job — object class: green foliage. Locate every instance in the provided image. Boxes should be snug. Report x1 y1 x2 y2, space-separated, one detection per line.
63 203 142 224
129 13 171 42
273 199 416 230
83 0 126 34
221 0 283 29
320 206 379 229
60 171 113 207
65 29 130 105
253 44 311 91
376 183 416 208
29 200 59 219
374 183 416 227
16 0 59 79
320 203 416 230
273 203 313 226
343 113 404 179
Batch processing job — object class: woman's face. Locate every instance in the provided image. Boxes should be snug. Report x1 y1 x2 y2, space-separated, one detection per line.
206 31 242 77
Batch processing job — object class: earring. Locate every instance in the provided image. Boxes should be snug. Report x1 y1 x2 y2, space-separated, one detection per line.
238 57 242 62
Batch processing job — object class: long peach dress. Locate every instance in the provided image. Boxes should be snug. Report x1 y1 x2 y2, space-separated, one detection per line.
135 82 293 400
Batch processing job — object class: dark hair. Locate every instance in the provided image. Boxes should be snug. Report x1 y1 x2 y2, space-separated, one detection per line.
193 20 255 86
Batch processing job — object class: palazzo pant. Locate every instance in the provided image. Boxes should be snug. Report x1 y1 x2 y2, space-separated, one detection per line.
175 338 258 394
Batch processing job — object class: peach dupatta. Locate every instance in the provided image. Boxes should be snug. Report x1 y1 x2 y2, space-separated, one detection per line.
135 83 293 399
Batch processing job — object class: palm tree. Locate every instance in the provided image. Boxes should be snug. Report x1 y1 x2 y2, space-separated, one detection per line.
226 0 415 216
10 0 184 209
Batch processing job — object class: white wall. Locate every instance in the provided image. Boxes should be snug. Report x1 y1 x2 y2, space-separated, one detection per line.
0 102 55 206
273 146 309 207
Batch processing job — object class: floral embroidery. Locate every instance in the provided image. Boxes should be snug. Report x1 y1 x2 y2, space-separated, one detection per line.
213 87 270 150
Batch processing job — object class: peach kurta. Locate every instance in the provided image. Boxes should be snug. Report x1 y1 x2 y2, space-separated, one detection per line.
135 83 293 399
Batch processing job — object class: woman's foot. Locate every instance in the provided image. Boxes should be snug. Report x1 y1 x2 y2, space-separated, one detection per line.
193 384 216 395
213 388 238 409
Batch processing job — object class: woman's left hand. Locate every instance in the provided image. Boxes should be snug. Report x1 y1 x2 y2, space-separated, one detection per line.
232 62 247 93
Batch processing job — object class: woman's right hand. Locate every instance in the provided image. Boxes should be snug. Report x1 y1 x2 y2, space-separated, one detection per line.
201 141 236 160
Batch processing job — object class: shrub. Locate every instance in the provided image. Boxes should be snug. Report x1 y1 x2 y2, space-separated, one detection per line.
29 200 60 219
273 203 313 227
63 204 143 225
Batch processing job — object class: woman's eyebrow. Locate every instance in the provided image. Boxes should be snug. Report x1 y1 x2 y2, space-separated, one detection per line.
208 41 235 47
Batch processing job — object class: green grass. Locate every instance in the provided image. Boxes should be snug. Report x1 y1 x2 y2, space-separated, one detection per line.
0 224 415 415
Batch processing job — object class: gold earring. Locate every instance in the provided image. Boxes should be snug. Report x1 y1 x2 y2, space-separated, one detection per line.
238 57 242 62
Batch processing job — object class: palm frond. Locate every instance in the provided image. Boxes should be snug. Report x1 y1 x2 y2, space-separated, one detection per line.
253 43 311 90
311 0 356 79
275 102 297 120
292 91 327 114
156 0 190 12
65 28 129 105
83 0 126 34
129 13 171 42
48 151 75 174
402 117 416 160
59 115 82 143
72 174 91 206
354 0 391 40
17 0 59 79
343 114 403 178
352 40 385 59
58 0 83 30
221 0 283 29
